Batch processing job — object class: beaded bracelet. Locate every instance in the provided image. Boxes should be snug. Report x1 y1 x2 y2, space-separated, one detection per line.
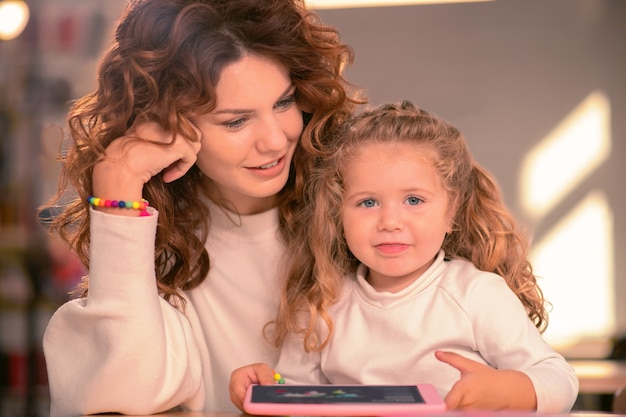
87 196 150 216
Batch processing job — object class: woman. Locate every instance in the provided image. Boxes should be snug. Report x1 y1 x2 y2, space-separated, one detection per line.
41 0 362 415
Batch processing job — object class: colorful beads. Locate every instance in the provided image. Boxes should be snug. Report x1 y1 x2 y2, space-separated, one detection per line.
87 196 150 216
273 372 285 384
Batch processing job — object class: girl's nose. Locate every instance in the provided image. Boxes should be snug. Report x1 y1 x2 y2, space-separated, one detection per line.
377 204 404 231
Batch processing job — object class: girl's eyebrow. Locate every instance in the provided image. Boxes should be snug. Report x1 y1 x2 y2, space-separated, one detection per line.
211 83 295 116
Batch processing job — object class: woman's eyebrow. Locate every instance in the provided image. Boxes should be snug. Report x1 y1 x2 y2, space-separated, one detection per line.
211 83 295 115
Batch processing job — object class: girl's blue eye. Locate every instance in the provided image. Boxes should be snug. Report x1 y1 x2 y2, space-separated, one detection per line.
358 198 378 208
406 196 422 206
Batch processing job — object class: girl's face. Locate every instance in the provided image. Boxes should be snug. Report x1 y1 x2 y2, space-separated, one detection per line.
341 141 455 293
193 53 303 215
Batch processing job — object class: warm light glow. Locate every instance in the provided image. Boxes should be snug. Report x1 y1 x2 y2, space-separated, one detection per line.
520 90 614 355
0 0 29 41
305 0 493 9
533 191 615 350
520 91 611 220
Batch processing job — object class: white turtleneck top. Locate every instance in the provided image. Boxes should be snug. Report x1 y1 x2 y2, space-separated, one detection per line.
275 251 579 414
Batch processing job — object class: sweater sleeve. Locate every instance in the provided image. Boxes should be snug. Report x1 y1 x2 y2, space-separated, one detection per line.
468 276 579 413
43 209 205 417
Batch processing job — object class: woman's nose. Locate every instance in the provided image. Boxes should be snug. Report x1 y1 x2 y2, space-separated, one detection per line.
256 116 288 153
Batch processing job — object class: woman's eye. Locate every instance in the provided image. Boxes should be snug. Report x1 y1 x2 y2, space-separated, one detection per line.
223 118 246 129
358 198 378 208
275 96 295 109
405 196 423 206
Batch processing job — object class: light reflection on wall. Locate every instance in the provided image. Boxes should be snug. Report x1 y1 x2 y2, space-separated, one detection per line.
520 91 614 353
520 92 611 221
532 191 614 349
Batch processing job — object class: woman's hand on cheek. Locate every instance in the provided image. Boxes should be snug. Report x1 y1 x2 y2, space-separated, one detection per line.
435 350 537 411
127 121 202 184
157 122 203 183
229 363 275 411
93 121 202 201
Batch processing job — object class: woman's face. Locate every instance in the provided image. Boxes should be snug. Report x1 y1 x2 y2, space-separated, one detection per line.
193 53 303 215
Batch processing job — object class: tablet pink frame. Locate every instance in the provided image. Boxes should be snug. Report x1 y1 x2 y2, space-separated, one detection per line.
243 384 446 416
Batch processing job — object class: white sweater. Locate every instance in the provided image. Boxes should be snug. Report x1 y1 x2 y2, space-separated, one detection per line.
275 251 579 413
43 205 283 416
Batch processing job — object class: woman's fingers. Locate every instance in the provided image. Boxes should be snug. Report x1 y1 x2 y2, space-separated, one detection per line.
95 121 202 197
161 134 202 183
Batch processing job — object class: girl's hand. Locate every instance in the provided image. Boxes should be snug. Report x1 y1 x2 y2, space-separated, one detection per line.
92 121 202 212
229 363 275 411
435 350 537 410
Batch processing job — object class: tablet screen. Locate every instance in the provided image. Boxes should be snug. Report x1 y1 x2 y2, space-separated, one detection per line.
250 385 425 404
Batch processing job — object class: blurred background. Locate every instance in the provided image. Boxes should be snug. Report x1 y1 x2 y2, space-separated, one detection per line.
0 0 624 416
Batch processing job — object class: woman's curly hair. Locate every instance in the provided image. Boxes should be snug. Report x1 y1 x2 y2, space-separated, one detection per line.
273 100 547 351
42 0 363 305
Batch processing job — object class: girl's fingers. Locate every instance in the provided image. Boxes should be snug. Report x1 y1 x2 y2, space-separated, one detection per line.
229 363 275 411
435 350 486 374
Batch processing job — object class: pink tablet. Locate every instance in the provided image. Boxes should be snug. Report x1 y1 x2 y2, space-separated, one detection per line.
243 384 446 416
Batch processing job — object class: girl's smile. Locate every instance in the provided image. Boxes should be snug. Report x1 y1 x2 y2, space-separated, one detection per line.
374 242 411 255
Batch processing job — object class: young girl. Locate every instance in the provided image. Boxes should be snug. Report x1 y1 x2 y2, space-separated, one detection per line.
41 0 362 415
230 101 579 413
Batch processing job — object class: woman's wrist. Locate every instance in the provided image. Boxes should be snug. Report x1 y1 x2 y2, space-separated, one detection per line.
87 196 150 217
92 160 147 216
